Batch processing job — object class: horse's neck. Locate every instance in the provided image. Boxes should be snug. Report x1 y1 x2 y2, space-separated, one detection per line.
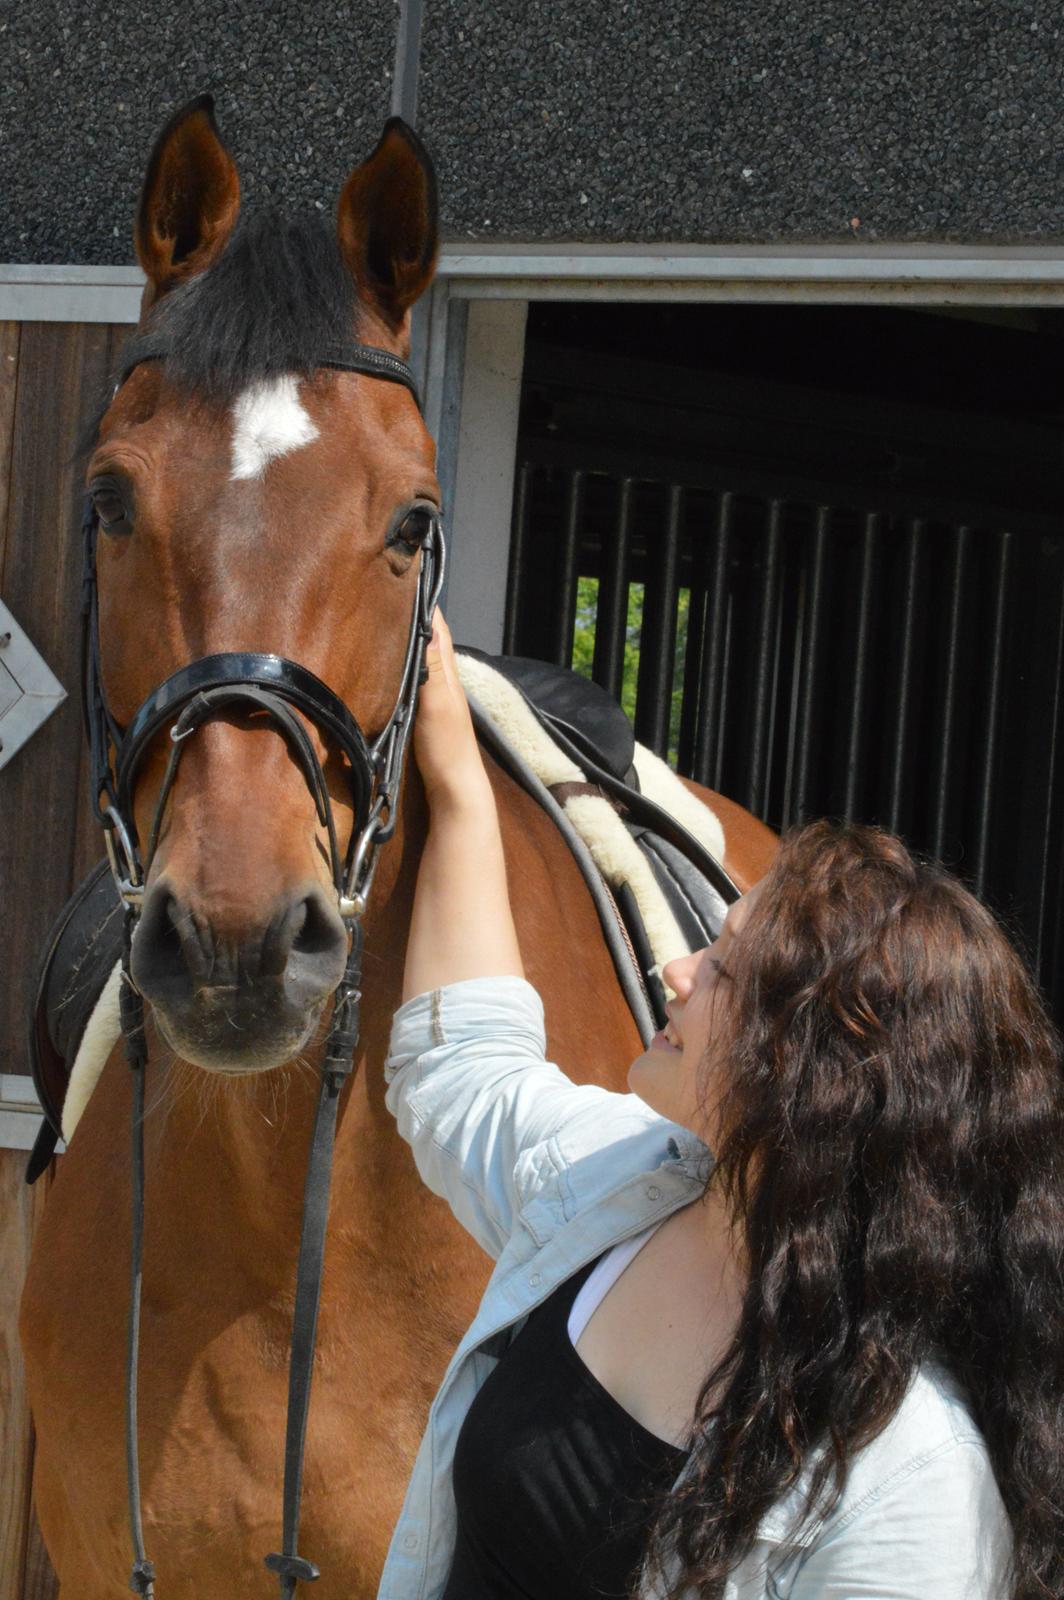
141 771 427 1274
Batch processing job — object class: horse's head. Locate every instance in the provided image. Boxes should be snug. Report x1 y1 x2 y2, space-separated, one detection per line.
88 96 439 1071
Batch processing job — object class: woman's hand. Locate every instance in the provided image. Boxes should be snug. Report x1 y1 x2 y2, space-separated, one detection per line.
414 611 492 812
404 610 524 997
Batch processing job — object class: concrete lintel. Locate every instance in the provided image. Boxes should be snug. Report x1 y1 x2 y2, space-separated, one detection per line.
6 245 1064 321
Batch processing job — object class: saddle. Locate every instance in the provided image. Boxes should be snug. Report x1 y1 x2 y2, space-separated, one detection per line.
27 652 736 1182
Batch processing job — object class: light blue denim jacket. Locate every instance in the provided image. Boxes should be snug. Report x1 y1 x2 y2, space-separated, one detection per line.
378 976 1012 1600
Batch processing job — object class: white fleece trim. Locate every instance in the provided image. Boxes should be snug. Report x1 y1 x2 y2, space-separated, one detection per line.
455 654 584 787
62 959 122 1143
632 741 726 864
563 793 689 970
455 653 725 972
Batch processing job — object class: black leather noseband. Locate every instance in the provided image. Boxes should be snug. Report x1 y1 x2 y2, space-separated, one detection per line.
81 339 443 1600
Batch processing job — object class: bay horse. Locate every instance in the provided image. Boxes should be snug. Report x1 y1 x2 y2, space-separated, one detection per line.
20 97 776 1599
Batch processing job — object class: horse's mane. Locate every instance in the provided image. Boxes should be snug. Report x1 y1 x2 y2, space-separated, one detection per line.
86 210 357 447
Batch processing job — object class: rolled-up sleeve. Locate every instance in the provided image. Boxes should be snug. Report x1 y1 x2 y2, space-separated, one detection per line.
384 976 646 1258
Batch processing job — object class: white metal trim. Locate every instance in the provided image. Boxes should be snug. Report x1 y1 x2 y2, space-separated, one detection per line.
0 1075 62 1154
0 599 67 771
5 244 1064 320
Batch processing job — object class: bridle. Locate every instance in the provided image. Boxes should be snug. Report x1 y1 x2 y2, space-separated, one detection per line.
82 340 445 1600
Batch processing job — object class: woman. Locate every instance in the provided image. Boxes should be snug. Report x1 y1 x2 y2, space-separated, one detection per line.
376 615 1064 1600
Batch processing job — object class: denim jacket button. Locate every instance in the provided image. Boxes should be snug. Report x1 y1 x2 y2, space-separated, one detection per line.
403 1534 419 1552
529 1272 542 1287
647 1185 662 1201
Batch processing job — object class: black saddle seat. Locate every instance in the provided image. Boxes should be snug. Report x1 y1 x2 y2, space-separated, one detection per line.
458 648 637 787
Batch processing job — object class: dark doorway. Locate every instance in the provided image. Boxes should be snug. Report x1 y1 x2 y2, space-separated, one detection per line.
504 302 1064 1015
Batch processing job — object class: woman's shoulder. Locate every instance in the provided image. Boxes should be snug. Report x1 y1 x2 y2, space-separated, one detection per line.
838 1363 997 1509
765 1363 1005 1549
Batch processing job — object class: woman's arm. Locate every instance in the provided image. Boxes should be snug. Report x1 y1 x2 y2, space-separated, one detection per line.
402 611 523 999
387 615 670 1259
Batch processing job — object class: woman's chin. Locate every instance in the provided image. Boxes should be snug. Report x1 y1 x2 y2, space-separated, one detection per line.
627 1047 673 1114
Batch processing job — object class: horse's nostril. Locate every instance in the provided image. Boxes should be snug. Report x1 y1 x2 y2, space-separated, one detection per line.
282 889 349 1011
291 892 346 961
132 884 202 999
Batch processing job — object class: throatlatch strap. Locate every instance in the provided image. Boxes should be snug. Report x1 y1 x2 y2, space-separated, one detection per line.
265 925 364 1598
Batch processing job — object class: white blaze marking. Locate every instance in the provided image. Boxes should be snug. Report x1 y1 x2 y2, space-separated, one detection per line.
230 375 319 481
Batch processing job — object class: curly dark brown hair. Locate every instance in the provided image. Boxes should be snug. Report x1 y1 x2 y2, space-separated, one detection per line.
642 818 1064 1600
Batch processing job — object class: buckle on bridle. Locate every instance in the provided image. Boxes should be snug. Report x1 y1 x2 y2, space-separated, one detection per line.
103 804 144 909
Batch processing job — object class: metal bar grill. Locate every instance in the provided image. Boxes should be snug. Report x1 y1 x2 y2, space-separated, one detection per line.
506 449 1064 1021
634 484 682 751
691 491 733 790
843 513 880 820
932 524 970 861
791 506 830 826
746 501 783 818
887 519 924 837
972 530 1011 898
593 478 633 699
552 470 584 667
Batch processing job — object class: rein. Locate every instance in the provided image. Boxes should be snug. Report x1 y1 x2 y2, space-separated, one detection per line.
82 340 444 1599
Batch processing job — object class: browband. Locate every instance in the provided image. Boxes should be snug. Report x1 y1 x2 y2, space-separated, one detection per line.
117 337 422 411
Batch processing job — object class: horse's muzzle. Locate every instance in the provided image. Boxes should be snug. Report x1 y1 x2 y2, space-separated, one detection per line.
130 879 349 1071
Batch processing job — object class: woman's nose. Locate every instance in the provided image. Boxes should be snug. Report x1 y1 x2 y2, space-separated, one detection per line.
662 947 704 999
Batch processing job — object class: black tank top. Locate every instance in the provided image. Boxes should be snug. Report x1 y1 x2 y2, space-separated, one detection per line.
442 1254 689 1599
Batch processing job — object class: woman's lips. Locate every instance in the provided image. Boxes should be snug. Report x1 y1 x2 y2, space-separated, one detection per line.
650 1029 682 1053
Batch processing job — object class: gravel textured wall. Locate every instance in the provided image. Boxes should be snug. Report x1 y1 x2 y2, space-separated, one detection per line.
2 0 399 263
419 0 1064 243
4 0 1064 261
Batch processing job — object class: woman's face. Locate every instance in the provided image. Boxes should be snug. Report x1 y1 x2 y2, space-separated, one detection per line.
628 883 761 1145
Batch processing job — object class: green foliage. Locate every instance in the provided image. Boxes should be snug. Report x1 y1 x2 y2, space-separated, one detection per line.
572 577 692 767
572 575 598 680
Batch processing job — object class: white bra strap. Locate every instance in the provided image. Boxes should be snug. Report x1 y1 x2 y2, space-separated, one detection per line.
567 1220 663 1347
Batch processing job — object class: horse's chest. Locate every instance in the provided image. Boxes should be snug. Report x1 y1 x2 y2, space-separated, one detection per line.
34 1272 419 1596
25 1177 441 1598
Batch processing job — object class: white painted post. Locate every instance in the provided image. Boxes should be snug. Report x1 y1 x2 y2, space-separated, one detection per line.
445 299 529 653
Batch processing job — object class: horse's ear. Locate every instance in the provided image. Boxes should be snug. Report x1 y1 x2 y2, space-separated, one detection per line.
135 94 240 295
336 118 438 333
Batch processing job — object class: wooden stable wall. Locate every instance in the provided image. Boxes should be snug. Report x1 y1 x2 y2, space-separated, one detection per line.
1 319 129 1598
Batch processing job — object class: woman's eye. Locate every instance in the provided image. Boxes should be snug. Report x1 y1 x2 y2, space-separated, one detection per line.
91 481 133 536
390 506 435 553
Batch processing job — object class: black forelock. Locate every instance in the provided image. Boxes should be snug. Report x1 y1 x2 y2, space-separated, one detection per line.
121 208 358 410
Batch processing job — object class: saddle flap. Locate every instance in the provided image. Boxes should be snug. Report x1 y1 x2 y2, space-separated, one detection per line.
28 858 124 1170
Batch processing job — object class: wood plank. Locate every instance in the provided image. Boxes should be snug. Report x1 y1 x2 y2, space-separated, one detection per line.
72 323 133 888
0 323 115 1075
21 1501 59 1600
0 321 22 584
0 1149 48 1598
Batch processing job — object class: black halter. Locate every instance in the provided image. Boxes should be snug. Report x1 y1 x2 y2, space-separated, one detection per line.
82 340 443 1600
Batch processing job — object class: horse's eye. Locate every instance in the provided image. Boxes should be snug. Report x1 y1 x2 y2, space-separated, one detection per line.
390 505 435 553
91 479 134 536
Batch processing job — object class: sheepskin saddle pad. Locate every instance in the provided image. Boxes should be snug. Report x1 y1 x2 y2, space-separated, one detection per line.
26 649 730 1181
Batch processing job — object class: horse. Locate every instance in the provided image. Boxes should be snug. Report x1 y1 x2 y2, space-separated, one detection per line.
20 96 777 1599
